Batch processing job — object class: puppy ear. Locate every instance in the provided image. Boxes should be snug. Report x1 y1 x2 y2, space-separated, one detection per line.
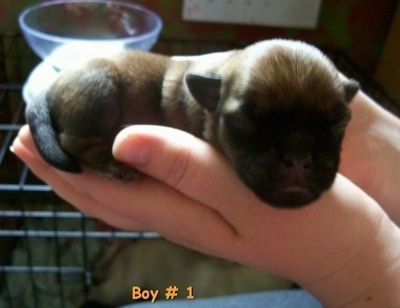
185 72 222 112
343 79 360 103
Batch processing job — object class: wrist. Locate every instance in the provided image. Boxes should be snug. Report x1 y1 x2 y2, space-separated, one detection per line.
303 210 400 307
294 180 400 307
340 90 400 223
244 175 400 307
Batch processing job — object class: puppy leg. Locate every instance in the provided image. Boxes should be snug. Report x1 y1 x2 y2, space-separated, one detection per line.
46 58 140 179
59 133 139 181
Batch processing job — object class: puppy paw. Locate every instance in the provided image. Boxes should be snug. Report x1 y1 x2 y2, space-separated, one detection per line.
106 161 140 182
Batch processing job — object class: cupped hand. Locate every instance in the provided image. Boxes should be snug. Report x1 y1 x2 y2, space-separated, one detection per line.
12 124 400 307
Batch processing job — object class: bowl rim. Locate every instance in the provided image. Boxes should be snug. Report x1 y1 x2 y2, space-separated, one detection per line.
18 0 163 44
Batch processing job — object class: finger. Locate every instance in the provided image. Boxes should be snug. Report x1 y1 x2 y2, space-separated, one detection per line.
112 126 267 220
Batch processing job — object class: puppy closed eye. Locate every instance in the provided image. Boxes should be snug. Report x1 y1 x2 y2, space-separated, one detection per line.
329 111 351 137
224 113 258 136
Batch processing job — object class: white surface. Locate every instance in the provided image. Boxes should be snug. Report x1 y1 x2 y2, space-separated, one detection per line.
182 0 322 29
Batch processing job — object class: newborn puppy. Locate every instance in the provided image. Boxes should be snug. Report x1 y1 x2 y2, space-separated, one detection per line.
25 39 359 208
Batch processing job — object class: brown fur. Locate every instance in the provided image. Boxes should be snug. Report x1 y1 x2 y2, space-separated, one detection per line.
25 39 359 207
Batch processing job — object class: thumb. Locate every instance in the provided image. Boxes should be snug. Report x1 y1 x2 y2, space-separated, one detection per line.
112 125 258 210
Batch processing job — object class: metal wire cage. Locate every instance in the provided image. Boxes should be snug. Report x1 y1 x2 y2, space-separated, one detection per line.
0 35 252 308
0 34 399 307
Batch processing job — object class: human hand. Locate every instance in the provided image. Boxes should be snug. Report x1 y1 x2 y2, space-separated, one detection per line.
12 124 400 307
340 91 400 223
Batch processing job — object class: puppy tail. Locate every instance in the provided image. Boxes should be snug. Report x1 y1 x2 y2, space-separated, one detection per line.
25 91 82 173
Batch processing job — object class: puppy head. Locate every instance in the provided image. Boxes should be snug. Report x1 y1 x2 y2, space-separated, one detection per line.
185 40 359 208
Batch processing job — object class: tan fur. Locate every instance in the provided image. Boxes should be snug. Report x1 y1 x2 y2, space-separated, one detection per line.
26 39 359 206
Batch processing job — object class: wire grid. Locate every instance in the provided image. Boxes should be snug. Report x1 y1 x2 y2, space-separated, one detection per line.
0 34 249 308
0 34 399 307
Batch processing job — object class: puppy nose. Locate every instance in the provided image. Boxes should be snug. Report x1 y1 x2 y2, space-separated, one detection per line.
281 153 313 172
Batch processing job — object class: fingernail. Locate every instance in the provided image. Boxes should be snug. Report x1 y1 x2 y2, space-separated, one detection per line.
113 135 150 166
9 137 18 154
